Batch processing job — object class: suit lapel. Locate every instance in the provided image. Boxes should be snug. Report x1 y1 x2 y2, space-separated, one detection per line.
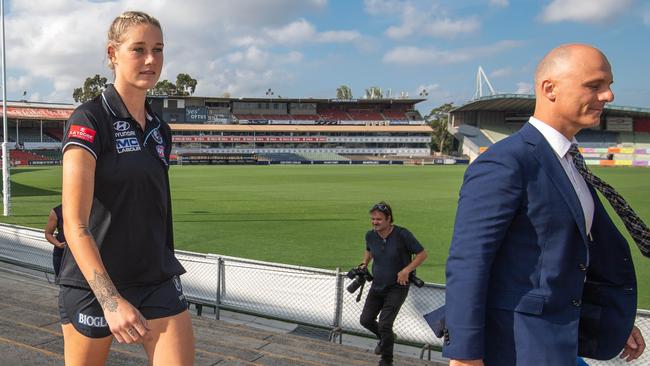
519 123 588 244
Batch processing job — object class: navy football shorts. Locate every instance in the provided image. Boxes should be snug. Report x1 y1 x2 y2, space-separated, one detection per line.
59 275 188 338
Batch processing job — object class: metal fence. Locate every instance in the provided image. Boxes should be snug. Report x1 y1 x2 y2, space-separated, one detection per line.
0 223 648 364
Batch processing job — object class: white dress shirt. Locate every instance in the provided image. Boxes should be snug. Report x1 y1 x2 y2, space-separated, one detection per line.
529 117 594 235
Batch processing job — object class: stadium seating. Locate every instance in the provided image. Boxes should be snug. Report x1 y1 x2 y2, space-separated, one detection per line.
259 153 306 162
382 110 408 120
290 114 320 121
263 114 292 120
347 111 384 121
15 128 57 143
456 124 493 150
234 114 266 121
297 152 349 161
45 128 64 142
10 150 50 165
319 110 351 121
634 132 650 148
575 129 618 148
30 149 62 160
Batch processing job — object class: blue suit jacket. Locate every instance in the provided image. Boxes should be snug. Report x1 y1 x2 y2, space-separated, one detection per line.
443 123 637 365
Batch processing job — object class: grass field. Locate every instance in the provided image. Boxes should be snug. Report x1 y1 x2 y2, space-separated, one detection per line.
1 165 649 308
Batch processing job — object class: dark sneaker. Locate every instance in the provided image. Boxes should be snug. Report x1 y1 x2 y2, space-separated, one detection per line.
378 359 393 366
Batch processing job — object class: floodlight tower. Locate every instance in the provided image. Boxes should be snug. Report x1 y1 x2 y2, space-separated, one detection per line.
1 0 10 216
474 66 496 100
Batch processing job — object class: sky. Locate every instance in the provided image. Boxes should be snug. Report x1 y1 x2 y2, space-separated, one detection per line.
3 0 650 114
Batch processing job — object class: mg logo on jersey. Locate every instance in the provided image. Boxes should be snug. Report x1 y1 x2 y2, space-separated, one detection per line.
116 137 141 153
113 120 130 131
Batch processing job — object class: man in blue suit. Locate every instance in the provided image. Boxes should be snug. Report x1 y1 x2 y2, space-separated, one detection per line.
443 44 645 365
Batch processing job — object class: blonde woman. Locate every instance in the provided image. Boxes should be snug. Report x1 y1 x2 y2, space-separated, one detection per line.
59 11 194 365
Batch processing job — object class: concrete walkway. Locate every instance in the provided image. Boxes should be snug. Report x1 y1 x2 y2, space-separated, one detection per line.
0 261 447 366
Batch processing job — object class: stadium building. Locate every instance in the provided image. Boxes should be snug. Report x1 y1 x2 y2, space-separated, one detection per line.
449 94 650 166
0 100 73 165
1 95 433 165
148 96 432 163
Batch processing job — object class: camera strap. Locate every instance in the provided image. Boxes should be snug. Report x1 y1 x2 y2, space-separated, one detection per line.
356 281 365 302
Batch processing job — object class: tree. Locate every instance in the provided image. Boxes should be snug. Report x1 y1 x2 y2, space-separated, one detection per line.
176 73 197 96
150 79 178 96
72 74 107 103
426 102 456 155
364 86 383 99
336 85 353 99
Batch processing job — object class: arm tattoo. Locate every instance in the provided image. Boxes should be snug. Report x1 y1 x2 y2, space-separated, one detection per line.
88 270 119 312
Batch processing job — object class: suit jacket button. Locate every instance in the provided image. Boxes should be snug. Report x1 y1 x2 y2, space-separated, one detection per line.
579 264 587 271
572 300 581 307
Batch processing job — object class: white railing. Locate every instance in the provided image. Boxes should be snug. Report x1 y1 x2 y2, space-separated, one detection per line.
0 223 647 364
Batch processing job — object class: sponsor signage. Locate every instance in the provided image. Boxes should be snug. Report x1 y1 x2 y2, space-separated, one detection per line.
606 116 633 132
2 107 73 120
185 106 208 123
172 136 327 143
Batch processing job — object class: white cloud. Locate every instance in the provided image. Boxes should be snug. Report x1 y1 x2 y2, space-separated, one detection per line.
367 0 480 39
515 82 533 94
266 19 317 44
490 0 509 7
316 30 363 43
4 0 337 101
540 0 633 23
383 40 525 66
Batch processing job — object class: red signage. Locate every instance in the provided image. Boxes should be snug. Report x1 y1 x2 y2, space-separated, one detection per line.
1 107 73 120
172 135 327 143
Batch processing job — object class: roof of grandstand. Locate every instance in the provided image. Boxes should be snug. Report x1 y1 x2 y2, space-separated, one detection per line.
0 100 75 109
451 94 650 118
151 95 426 104
170 124 433 133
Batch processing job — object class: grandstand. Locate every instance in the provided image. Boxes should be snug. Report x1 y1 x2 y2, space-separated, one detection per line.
148 95 433 161
1 95 433 165
449 94 650 165
0 101 72 165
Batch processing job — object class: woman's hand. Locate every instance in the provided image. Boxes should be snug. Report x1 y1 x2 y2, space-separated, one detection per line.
103 296 150 343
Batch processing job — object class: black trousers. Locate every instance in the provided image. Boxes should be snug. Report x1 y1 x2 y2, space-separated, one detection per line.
359 285 409 362
53 251 63 277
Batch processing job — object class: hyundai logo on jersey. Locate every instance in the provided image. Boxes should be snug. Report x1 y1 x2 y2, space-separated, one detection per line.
113 120 131 131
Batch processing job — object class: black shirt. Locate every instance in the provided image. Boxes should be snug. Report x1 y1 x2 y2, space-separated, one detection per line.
58 84 185 289
366 225 424 290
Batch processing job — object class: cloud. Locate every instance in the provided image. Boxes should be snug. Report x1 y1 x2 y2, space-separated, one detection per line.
4 0 338 101
266 19 317 44
367 0 481 39
265 19 364 45
540 0 633 23
383 40 525 66
515 82 533 94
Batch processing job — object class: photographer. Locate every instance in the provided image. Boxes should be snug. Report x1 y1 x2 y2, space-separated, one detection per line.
358 202 428 366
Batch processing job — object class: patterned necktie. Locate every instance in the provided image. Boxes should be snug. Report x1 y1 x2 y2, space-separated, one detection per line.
568 144 650 258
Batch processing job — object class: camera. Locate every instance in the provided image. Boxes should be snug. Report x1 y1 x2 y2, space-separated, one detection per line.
409 272 425 288
346 266 373 294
